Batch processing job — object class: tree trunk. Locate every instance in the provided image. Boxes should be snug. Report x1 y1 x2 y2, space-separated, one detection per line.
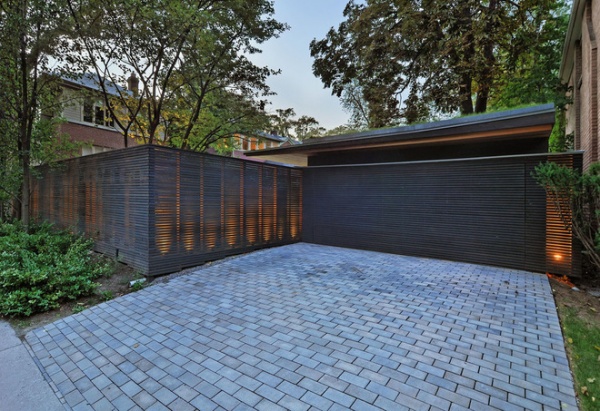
475 89 488 113
459 74 473 115
475 0 496 114
19 0 30 228
20 158 30 228
457 2 474 116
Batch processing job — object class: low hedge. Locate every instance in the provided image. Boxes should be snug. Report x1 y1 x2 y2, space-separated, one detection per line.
0 222 111 317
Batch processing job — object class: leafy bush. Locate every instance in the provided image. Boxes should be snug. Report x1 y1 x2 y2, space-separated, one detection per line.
0 222 111 317
533 162 600 276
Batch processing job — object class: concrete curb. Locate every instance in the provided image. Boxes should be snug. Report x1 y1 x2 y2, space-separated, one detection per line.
0 321 66 411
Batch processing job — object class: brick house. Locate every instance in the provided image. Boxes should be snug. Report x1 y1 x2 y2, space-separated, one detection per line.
59 73 138 156
561 0 600 170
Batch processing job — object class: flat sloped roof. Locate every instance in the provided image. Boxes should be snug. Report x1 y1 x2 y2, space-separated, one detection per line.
246 104 555 166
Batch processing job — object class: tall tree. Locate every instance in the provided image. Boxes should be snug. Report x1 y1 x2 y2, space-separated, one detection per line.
0 0 71 225
164 87 271 152
310 0 570 128
490 0 570 108
268 108 297 137
268 108 325 141
339 79 370 130
293 115 325 141
65 0 286 148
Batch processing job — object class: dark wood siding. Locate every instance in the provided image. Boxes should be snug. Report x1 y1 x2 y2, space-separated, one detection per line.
303 153 581 276
146 147 303 276
31 145 580 278
31 145 302 276
31 148 151 273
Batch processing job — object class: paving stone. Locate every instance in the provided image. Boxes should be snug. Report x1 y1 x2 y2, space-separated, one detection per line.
255 383 286 403
22 244 577 411
278 394 311 411
233 387 262 407
154 386 177 406
301 390 334 410
278 380 307 399
255 399 286 411
112 394 137 410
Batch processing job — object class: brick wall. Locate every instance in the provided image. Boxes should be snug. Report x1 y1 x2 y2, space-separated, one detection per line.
563 0 600 170
59 122 138 153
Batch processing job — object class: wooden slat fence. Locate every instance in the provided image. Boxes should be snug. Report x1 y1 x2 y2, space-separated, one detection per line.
302 152 582 277
31 145 580 278
31 145 302 276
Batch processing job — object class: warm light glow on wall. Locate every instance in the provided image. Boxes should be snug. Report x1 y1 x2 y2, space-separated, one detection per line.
155 196 172 255
226 204 238 246
30 146 303 278
199 160 205 248
545 157 574 276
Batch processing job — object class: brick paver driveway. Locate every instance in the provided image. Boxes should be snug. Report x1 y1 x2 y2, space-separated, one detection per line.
26 243 577 410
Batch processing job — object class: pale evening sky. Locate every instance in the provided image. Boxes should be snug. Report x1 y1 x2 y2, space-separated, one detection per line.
250 1 351 131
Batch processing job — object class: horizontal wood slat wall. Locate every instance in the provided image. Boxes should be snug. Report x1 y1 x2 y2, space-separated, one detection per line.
303 153 582 277
543 154 583 277
147 147 302 276
31 145 302 276
31 148 151 273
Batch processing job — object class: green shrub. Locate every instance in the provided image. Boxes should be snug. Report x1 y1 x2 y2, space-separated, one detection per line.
0 222 111 317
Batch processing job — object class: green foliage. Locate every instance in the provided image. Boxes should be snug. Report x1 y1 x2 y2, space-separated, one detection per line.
558 307 600 410
489 0 570 110
0 0 80 223
0 222 111 317
66 0 287 150
165 88 271 152
310 0 570 127
72 304 86 314
533 162 600 276
549 109 574 153
130 281 145 292
267 108 325 141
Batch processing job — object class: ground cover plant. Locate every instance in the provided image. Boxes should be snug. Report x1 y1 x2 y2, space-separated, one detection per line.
551 276 600 411
0 222 112 317
561 308 600 410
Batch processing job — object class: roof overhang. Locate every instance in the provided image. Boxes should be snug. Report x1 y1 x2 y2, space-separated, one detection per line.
247 104 556 167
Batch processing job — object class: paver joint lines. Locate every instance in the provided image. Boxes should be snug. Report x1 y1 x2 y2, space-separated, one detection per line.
25 243 577 410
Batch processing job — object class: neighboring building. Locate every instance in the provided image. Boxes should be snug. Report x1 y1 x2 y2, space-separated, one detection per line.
233 132 288 151
561 0 599 170
231 132 292 162
59 73 138 156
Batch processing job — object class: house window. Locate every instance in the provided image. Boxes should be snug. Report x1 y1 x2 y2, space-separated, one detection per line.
83 98 114 127
94 105 104 125
83 99 94 123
